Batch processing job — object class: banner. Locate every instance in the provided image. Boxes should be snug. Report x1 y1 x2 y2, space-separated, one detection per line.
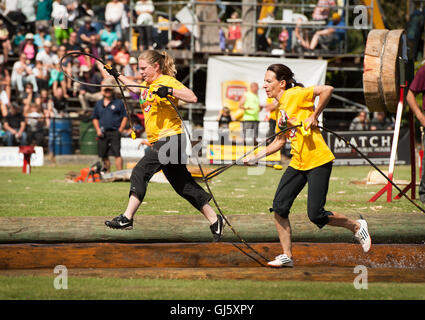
325 130 410 166
0 147 44 167
205 56 328 118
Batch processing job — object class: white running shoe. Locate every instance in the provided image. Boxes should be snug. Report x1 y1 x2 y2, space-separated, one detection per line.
267 254 294 268
355 217 372 253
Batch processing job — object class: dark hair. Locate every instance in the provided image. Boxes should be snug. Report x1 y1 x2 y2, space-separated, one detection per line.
267 64 304 90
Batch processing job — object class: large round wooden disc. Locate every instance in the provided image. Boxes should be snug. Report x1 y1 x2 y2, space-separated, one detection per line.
381 29 404 113
363 29 389 112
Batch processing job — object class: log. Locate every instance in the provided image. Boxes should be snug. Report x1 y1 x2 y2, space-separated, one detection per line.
381 29 405 113
363 29 389 112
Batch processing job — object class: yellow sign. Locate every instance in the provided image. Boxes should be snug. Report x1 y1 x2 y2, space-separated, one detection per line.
207 144 281 163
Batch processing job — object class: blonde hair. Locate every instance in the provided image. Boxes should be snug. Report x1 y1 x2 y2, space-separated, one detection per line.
138 50 177 77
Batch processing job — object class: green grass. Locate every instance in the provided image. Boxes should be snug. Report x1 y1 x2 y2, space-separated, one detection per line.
0 164 421 217
1 276 424 300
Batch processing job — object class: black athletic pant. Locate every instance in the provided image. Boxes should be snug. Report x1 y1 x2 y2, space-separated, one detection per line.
270 161 334 228
130 134 212 211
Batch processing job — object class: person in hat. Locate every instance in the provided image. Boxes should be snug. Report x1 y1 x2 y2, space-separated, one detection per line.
35 40 59 69
78 16 98 45
308 12 346 51
123 56 143 82
78 65 103 111
100 22 118 53
19 33 38 63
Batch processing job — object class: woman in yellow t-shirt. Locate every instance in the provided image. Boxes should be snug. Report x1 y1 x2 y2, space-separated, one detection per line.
103 50 224 241
245 64 371 267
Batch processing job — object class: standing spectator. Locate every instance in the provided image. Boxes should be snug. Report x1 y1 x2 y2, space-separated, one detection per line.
227 11 241 52
217 106 233 129
0 59 11 101
239 82 260 145
25 102 45 146
51 0 71 45
121 0 131 45
77 16 97 45
35 40 58 69
100 22 118 54
78 65 103 111
105 0 125 40
406 64 425 203
349 111 369 131
370 112 394 131
33 25 52 51
17 0 37 33
11 53 38 95
0 20 12 62
135 0 154 50
3 0 18 15
312 0 336 21
19 33 38 63
92 80 128 172
35 0 53 31
3 103 28 146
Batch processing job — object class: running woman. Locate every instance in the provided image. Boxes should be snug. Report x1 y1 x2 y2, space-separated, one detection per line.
103 50 224 241
244 64 371 267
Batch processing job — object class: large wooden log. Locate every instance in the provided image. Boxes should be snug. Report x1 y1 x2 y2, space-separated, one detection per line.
381 29 405 113
0 242 424 269
363 29 389 112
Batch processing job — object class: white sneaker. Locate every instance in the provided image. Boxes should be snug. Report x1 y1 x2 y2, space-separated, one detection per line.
267 254 294 268
355 217 372 253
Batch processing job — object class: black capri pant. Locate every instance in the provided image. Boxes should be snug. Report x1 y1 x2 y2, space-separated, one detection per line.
269 161 334 228
129 134 212 211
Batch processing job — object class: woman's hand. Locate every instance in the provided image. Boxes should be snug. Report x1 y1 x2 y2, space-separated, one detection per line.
243 155 257 166
303 115 317 130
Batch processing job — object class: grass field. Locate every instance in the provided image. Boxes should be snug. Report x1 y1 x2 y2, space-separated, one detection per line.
1 163 424 300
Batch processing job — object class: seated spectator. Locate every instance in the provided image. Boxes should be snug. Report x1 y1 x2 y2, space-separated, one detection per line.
78 16 97 45
0 20 12 62
0 60 11 102
3 103 28 146
19 33 38 63
52 0 71 45
278 27 289 52
113 44 130 67
78 43 95 70
49 62 68 98
89 34 105 60
105 0 125 40
65 32 80 53
370 112 394 131
35 40 58 69
11 53 38 95
25 102 45 146
307 12 345 51
123 56 142 82
35 88 53 126
78 65 103 111
100 22 118 54
22 82 39 110
349 111 369 131
312 0 336 21
49 86 69 118
294 18 310 53
217 106 233 129
33 25 52 51
12 27 27 52
17 0 37 33
135 0 155 50
33 60 49 91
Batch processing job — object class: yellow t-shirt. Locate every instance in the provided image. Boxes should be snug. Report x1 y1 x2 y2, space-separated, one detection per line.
139 75 185 143
266 97 277 120
274 86 335 170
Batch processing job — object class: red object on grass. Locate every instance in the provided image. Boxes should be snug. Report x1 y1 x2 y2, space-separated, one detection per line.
19 146 35 174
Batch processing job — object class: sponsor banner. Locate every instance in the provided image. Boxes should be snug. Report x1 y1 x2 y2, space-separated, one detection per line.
0 147 44 167
207 144 280 164
326 130 409 166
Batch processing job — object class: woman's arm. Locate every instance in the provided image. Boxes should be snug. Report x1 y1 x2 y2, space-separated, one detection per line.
304 85 333 130
244 134 286 165
407 89 425 127
170 87 197 103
